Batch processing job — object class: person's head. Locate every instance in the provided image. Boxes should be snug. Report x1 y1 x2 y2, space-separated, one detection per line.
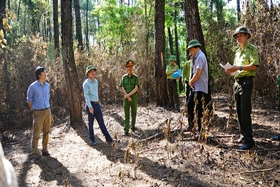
169 55 176 65
35 66 46 80
187 39 201 56
233 26 250 46
85 65 97 78
126 60 134 74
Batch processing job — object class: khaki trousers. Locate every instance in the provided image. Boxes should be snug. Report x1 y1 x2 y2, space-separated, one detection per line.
32 108 51 154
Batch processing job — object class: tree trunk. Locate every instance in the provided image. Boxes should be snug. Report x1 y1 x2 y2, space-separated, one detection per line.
184 0 206 54
184 0 212 103
53 0 59 58
167 28 174 55
85 0 89 51
237 0 241 22
74 0 83 51
61 0 83 127
0 0 6 38
154 0 169 107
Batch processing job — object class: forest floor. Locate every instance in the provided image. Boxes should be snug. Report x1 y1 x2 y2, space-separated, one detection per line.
2 94 280 187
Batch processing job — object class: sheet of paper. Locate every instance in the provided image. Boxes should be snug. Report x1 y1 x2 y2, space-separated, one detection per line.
220 62 239 76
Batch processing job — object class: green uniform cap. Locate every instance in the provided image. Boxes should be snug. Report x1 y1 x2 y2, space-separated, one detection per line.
233 26 251 39
169 55 176 61
86 65 97 75
187 39 202 49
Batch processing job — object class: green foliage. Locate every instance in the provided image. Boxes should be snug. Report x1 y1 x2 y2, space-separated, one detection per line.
91 1 143 54
198 0 238 93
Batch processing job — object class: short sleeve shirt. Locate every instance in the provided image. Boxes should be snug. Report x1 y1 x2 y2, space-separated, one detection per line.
192 50 208 94
120 74 139 94
234 42 259 78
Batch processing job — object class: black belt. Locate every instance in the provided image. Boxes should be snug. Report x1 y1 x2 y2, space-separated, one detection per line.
235 76 254 82
168 79 176 81
34 108 49 111
92 101 99 105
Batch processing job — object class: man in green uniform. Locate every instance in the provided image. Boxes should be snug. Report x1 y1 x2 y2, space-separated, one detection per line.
226 26 259 150
120 60 139 136
166 55 180 112
182 54 192 103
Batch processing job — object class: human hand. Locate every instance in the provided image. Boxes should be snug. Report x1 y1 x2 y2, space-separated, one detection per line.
226 66 239 75
128 97 132 102
89 107 94 114
189 81 194 90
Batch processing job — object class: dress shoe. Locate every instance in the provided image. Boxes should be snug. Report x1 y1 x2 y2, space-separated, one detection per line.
239 141 255 150
271 134 280 141
42 150 50 156
106 138 114 143
91 141 97 146
234 137 244 143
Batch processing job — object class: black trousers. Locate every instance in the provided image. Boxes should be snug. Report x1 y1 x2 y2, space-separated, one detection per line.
167 79 179 108
185 81 191 103
187 91 206 131
234 77 254 144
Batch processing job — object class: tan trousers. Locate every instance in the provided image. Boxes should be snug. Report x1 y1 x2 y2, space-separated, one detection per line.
32 108 51 154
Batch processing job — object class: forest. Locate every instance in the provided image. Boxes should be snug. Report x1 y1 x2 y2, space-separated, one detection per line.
0 0 280 186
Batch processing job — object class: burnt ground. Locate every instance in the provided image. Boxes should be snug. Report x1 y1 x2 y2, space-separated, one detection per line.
2 94 280 187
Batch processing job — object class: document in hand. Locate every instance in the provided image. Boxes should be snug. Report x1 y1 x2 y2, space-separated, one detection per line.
220 62 239 76
172 69 182 79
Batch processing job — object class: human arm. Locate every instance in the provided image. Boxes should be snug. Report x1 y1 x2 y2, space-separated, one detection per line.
226 64 257 75
189 69 201 89
166 64 178 75
83 81 94 114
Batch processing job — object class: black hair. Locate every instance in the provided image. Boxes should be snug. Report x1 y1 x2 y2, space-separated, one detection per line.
35 66 45 80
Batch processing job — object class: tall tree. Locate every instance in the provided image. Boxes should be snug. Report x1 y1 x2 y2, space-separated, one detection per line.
184 0 206 54
85 0 89 51
0 0 6 38
184 0 211 104
154 0 169 106
53 0 59 57
61 0 83 127
74 0 83 51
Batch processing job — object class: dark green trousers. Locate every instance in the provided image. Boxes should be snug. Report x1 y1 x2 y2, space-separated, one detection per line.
234 77 254 144
123 94 137 132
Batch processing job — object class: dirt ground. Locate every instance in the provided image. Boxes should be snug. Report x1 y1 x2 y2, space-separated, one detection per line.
2 94 280 187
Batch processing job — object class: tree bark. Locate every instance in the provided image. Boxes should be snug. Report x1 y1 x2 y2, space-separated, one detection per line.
74 0 83 52
184 0 206 54
184 0 211 104
0 0 6 38
154 0 169 107
53 0 59 58
167 28 174 55
85 0 89 51
61 0 83 127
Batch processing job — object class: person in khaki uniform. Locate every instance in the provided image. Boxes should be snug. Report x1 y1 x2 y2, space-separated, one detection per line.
120 60 139 136
182 54 192 103
27 66 51 162
226 26 259 150
166 55 180 112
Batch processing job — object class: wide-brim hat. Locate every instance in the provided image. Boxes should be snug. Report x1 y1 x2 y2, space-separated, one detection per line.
86 65 97 75
169 55 176 61
187 39 202 49
233 26 251 39
126 60 134 67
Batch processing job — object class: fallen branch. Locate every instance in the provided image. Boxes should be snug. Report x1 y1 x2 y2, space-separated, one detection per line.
232 168 273 175
139 129 179 143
